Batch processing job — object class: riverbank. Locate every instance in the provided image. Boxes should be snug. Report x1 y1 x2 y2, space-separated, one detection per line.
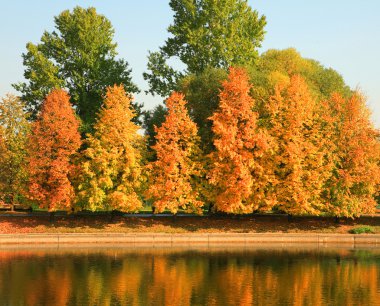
0 213 379 235
1 232 380 245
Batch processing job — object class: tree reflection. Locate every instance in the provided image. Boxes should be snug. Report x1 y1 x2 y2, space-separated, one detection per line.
0 248 379 305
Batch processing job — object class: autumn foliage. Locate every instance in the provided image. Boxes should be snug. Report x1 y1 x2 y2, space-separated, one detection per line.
76 85 143 212
1 65 379 217
145 92 204 214
0 95 30 210
322 93 380 217
27 89 81 211
268 75 332 215
208 68 273 213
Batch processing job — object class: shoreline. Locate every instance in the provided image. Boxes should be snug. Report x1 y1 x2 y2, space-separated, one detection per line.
1 232 380 246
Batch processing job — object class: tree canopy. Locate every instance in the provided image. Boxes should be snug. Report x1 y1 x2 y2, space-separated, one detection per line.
209 68 273 213
0 95 30 210
27 89 81 211
76 85 144 212
249 48 352 114
145 92 204 214
322 93 380 217
13 6 139 130
143 0 266 96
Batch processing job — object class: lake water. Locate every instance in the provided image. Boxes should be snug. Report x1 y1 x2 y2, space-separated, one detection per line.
1 245 380 305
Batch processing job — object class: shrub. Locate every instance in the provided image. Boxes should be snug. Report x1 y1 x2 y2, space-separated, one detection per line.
349 226 375 234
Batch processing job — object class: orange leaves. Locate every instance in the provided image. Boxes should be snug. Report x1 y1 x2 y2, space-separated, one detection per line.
268 75 329 215
27 89 81 211
8 66 379 217
322 93 380 217
208 68 273 214
76 85 143 212
146 92 204 214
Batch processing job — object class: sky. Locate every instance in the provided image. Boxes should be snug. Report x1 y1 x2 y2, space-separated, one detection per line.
0 0 379 127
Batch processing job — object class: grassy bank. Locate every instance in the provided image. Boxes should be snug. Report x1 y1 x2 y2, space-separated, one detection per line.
0 213 379 235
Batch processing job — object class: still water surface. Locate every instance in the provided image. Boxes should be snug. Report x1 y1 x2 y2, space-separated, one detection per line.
1 245 380 306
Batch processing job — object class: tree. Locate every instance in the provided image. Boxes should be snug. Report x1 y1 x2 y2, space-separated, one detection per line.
13 6 139 130
143 0 266 96
268 75 331 215
179 68 228 153
0 95 30 210
248 48 352 123
208 68 273 214
142 104 167 160
322 93 380 217
76 85 144 212
27 89 81 211
145 92 204 214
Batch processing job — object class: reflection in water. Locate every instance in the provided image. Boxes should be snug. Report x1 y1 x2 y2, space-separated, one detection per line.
0 246 380 306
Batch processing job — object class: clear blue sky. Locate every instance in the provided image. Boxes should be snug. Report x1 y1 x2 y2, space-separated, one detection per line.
0 1 379 127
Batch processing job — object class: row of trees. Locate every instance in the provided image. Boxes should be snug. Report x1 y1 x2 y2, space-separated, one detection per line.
0 3 379 217
1 67 379 217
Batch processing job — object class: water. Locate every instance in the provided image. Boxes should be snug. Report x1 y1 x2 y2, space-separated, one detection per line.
1 245 380 306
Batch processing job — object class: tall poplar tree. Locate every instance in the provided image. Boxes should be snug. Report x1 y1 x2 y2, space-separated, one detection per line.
145 92 204 214
76 85 143 212
208 68 273 214
28 89 81 211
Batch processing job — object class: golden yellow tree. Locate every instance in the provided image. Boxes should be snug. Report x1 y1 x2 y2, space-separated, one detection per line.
145 92 204 214
268 75 331 215
76 85 143 212
208 67 273 214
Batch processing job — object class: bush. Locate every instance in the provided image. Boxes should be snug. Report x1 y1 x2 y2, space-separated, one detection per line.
349 226 375 234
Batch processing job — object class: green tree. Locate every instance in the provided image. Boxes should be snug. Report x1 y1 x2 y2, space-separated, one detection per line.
13 6 139 130
249 48 352 117
144 0 266 96
0 95 30 210
179 67 228 153
142 104 167 160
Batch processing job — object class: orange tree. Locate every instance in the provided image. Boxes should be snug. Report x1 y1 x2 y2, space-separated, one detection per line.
75 85 144 212
27 89 81 211
322 93 380 217
145 92 205 214
268 75 332 215
208 67 274 214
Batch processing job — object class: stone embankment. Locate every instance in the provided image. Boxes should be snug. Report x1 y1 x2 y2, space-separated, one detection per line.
1 233 380 245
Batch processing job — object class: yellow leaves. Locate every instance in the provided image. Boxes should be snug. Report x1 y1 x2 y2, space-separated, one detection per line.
267 75 328 215
75 85 143 212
